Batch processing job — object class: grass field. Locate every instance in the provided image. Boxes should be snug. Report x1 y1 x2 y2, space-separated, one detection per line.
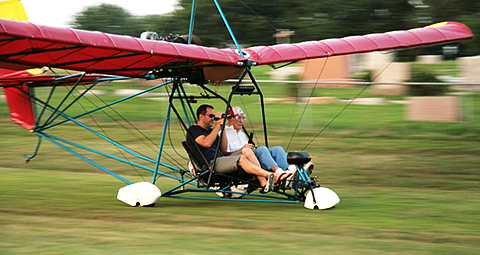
1 74 480 254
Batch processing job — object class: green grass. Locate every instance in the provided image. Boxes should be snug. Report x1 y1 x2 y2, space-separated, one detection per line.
1 91 480 253
410 60 459 77
1 167 479 254
1 62 480 253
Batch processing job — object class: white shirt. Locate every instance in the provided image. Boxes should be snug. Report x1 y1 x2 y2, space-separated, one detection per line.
224 125 248 152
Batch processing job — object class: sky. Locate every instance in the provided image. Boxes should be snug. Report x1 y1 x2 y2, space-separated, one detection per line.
20 0 178 27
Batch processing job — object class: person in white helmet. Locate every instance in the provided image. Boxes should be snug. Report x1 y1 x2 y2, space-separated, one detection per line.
223 106 296 175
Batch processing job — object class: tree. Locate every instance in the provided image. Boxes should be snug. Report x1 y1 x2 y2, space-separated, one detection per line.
69 1 477 56
424 0 480 22
165 0 419 47
458 13 480 56
70 4 142 37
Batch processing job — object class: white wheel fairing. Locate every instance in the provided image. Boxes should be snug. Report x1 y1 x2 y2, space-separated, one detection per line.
117 182 162 207
304 187 340 210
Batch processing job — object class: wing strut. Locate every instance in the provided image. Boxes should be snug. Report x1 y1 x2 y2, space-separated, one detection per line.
187 0 197 45
23 136 42 162
212 0 245 58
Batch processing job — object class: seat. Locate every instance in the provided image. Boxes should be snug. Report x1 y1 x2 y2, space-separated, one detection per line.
181 141 257 189
181 141 209 179
287 151 311 165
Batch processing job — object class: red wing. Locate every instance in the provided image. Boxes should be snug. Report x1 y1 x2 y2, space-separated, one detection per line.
0 19 244 78
244 22 473 65
0 19 473 77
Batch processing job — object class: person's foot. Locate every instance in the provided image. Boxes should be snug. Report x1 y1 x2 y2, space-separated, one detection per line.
285 165 297 187
260 173 274 193
274 172 292 184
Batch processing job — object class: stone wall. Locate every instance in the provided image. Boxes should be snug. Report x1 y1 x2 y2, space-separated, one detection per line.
406 96 462 122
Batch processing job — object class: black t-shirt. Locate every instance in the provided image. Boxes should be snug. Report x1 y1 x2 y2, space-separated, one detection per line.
186 125 224 165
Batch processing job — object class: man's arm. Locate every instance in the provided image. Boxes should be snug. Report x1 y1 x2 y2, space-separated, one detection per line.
195 112 224 148
220 128 230 154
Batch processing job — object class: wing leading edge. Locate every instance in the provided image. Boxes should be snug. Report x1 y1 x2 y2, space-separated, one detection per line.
245 22 473 65
0 19 473 79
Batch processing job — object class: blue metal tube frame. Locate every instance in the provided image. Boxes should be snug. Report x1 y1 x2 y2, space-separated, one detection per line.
212 0 244 57
179 84 197 125
41 73 86 127
22 69 314 202
164 188 300 203
152 103 172 183
187 0 197 45
177 85 194 126
41 82 96 128
25 78 208 189
35 85 57 127
297 165 310 183
167 195 300 204
38 132 184 182
28 83 185 173
33 97 158 163
40 80 173 131
37 132 133 185
33 73 88 125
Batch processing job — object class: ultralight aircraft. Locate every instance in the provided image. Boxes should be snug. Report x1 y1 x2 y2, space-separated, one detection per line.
0 0 473 209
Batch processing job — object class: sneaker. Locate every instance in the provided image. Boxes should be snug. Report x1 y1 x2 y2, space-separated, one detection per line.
212 186 227 198
275 168 285 174
285 165 297 187
230 184 247 198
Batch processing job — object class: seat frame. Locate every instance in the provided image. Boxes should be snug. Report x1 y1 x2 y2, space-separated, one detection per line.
181 141 259 191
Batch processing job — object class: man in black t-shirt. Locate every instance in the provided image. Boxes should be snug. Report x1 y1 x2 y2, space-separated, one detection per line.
186 104 290 192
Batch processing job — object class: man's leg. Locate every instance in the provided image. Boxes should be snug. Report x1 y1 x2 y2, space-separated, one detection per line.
237 154 269 186
241 146 261 166
269 146 289 170
238 155 291 187
254 146 278 170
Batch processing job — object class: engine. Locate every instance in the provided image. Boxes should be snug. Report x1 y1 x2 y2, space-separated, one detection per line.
140 32 202 45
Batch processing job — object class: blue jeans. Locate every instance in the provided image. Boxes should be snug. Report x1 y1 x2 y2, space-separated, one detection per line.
254 146 289 171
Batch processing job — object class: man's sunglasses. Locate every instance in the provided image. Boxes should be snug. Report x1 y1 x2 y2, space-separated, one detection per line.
207 114 224 120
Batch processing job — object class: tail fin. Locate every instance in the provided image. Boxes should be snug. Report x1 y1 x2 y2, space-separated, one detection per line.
3 84 36 131
0 69 38 132
0 0 29 21
0 1 38 131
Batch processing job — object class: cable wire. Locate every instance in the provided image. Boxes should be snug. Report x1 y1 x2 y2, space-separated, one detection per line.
301 55 398 151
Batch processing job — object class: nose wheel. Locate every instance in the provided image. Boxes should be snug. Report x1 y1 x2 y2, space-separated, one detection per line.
304 187 340 210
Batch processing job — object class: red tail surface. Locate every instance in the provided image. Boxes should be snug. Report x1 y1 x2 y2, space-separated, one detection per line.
1 69 36 131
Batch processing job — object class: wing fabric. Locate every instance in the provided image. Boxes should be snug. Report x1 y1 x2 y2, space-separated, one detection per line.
244 22 473 65
0 19 473 78
0 19 241 78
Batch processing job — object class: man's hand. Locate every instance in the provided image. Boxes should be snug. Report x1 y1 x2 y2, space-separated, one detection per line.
244 143 255 150
214 111 224 127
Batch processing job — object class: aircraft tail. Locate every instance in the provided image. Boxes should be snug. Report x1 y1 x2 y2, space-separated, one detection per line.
0 0 29 22
0 1 37 131
2 83 36 131
0 69 38 131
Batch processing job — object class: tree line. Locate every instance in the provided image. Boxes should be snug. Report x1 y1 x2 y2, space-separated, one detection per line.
71 0 480 58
